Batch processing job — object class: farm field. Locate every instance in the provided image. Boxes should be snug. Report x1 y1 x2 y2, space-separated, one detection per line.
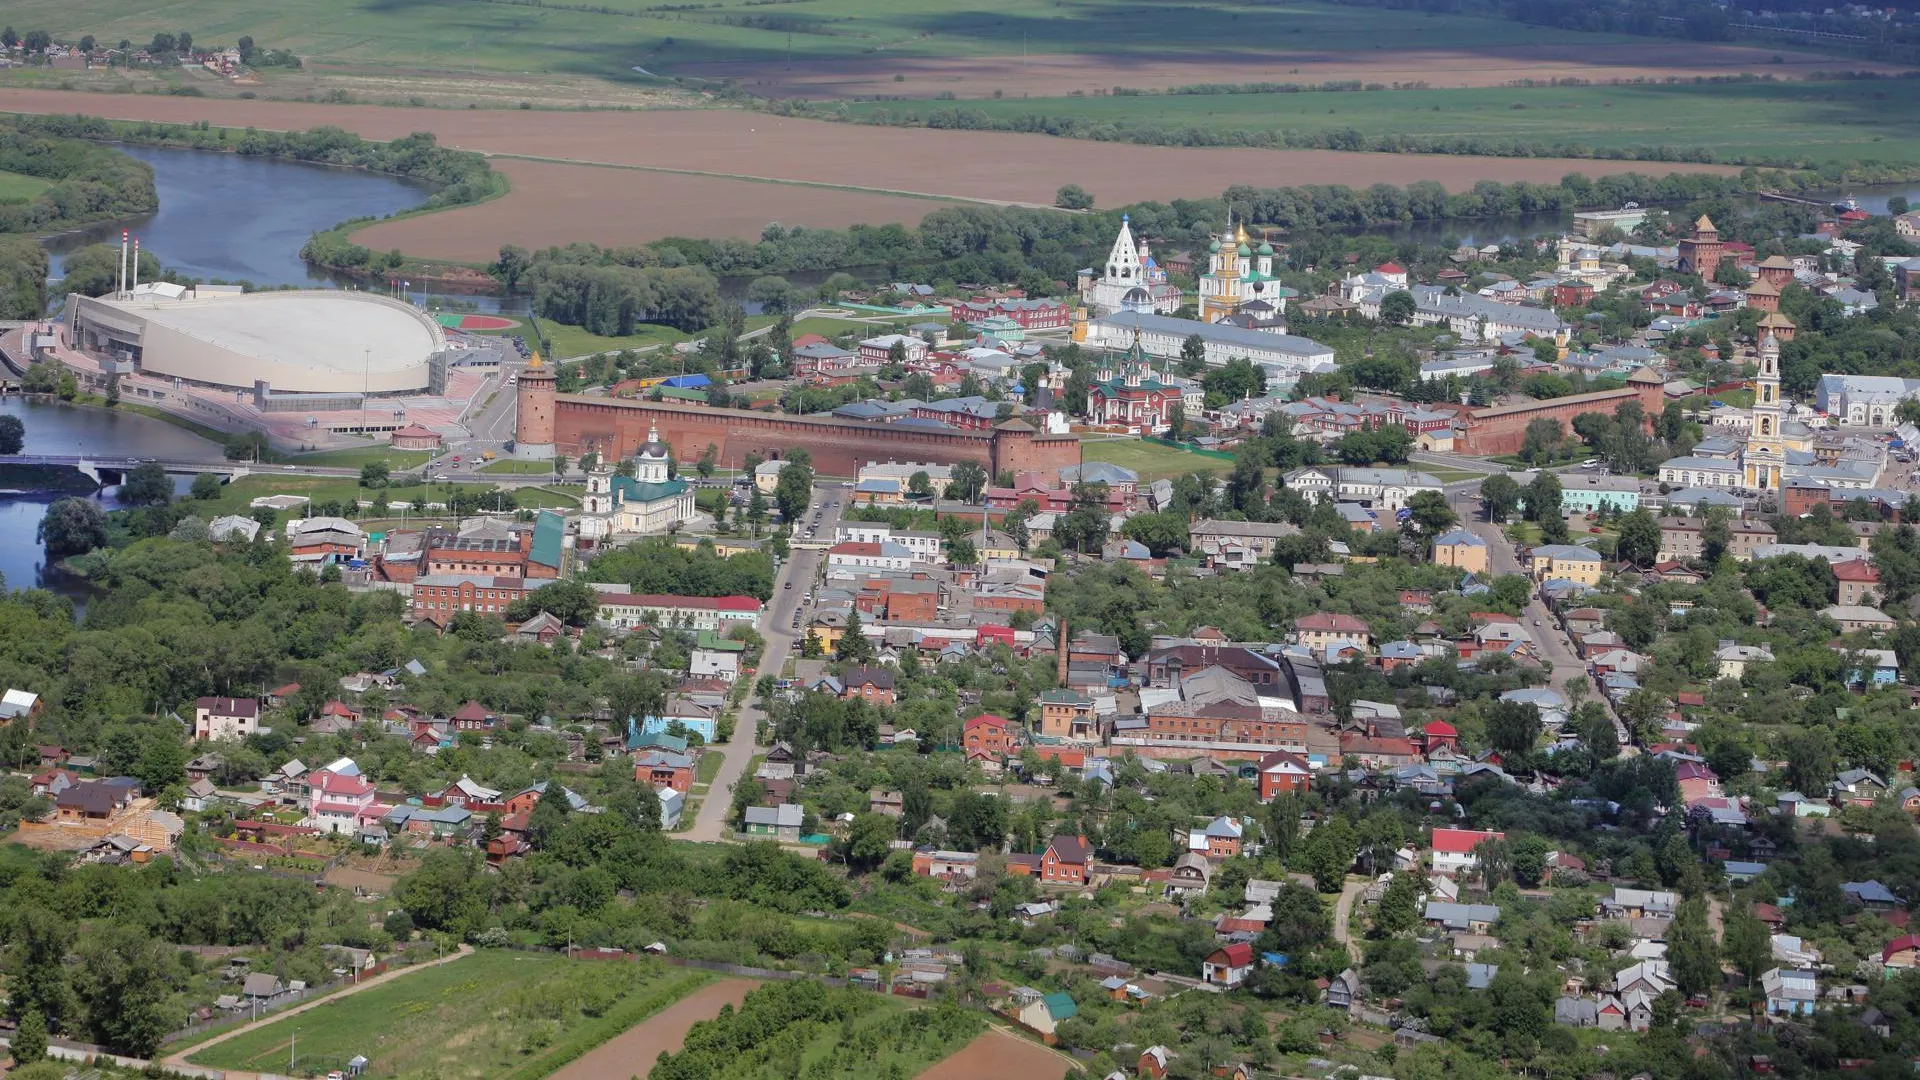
842 78 1920 166
0 90 1739 254
915 1029 1072 1080
185 951 710 1080
547 979 756 1080
1082 438 1232 481
0 0 1832 92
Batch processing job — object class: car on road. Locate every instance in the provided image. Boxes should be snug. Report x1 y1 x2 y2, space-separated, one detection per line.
1533 618 1543 626
1582 459 1599 467
283 464 296 471
783 581 792 590
452 455 462 464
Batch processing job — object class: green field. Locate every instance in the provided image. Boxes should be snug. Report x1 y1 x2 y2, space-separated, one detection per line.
480 459 560 475
1082 438 1231 481
842 78 1920 166
0 0 1636 84
186 475 577 518
0 169 50 204
291 446 435 470
542 321 684 360
185 952 709 1080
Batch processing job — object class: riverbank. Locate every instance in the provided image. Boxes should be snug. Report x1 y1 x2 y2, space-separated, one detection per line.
0 462 99 494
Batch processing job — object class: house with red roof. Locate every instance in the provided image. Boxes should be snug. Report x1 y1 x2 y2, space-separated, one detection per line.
304 764 383 836
1202 942 1254 988
1834 560 1882 607
1883 935 1920 970
1256 750 1313 801
1340 732 1419 768
1419 720 1459 757
1674 760 1720 804
963 713 1017 759
1041 834 1091 886
1431 826 1507 877
450 700 498 732
1293 613 1374 652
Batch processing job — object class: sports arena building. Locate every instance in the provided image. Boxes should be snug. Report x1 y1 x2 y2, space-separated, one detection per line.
67 287 451 405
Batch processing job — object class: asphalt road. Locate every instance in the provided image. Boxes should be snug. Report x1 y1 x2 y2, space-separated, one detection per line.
683 485 846 842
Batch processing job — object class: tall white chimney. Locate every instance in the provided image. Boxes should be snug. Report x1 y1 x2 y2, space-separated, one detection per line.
131 236 140 292
119 229 128 298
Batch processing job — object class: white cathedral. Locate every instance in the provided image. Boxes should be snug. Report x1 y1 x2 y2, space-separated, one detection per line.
576 423 698 540
1078 215 1182 317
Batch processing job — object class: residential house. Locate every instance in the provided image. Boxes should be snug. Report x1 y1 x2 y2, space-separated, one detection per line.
1529 544 1604 584
193 696 260 741
1821 605 1896 636
1042 835 1092 886
1424 902 1502 933
1256 750 1312 801
964 714 1018 759
1761 968 1818 1017
1833 560 1881 606
744 803 803 842
1188 816 1244 859
1201 943 1254 988
635 751 696 793
1037 690 1099 742
1015 992 1078 1042
841 666 897 704
1325 968 1362 1014
1431 827 1506 876
1432 529 1490 575
1292 612 1374 652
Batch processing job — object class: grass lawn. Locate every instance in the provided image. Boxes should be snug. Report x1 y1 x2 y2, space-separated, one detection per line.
186 476 577 518
0 169 51 203
786 315 918 342
293 446 435 470
1081 438 1232 481
481 459 561 475
1423 466 1490 483
542 321 685 360
841 77 1920 165
186 952 709 1080
696 752 725 784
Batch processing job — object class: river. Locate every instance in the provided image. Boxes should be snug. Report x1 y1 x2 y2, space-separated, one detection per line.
0 397 222 598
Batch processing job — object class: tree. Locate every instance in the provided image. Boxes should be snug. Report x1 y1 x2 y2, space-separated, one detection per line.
1054 184 1094 210
0 414 23 455
0 28 16 49
189 472 221 500
1479 473 1521 523
907 470 933 498
1179 333 1207 375
1667 897 1718 998
1373 872 1422 937
1485 700 1542 756
1614 507 1660 568
119 462 172 506
1404 490 1456 541
696 443 718 479
947 460 988 503
359 461 390 488
1379 290 1416 326
11 1005 46 1064
72 925 177 1056
837 611 873 663
176 30 193 54
844 813 896 869
1523 471 1561 523
9 908 71 1030
1164 400 1187 442
774 458 814 523
1700 507 1731 565
1722 904 1769 989
1519 418 1563 464
38 497 107 557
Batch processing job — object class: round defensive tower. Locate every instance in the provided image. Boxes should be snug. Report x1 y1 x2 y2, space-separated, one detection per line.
514 354 557 460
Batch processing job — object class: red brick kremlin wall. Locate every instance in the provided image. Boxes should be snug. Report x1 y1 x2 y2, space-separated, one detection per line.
552 396 1079 480
1455 377 1664 456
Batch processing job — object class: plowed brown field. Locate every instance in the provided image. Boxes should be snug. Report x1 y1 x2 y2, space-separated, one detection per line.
0 89 1739 254
915 1029 1072 1080
547 979 757 1080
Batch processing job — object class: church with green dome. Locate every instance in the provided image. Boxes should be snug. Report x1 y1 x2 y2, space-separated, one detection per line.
1199 223 1286 324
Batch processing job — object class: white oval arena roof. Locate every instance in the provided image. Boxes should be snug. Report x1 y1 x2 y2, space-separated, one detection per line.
111 290 443 380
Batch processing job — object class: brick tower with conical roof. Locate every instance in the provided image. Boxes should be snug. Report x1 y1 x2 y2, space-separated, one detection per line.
514 353 557 460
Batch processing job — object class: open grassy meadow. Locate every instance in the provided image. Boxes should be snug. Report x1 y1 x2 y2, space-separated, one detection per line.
0 169 50 203
185 952 710 1080
1081 438 1232 481
841 78 1920 166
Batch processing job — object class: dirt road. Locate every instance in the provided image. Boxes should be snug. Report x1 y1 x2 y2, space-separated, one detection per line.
1331 877 1367 964
547 980 756 1080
